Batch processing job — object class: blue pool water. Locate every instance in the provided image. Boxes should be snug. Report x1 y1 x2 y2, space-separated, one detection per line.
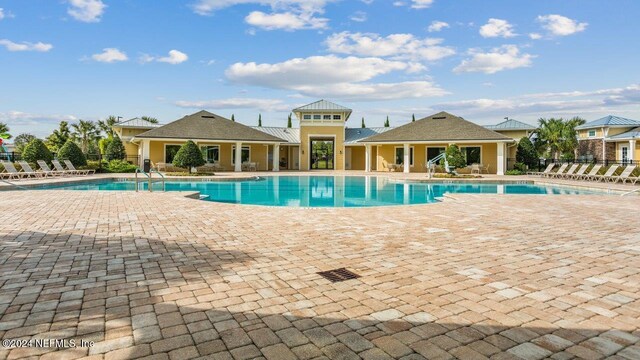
36 176 604 207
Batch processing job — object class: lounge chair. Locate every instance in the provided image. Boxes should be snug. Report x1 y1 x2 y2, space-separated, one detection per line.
37 160 66 177
64 160 95 175
1 160 28 180
569 164 589 180
557 163 579 179
546 163 568 178
579 164 602 180
18 161 48 178
527 163 554 176
52 159 80 176
592 165 619 182
608 165 636 183
2 160 42 179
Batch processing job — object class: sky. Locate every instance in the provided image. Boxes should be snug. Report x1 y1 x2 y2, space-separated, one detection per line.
1 0 639 137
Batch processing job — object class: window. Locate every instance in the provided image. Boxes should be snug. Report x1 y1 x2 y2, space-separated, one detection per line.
231 145 251 164
200 145 219 163
323 115 332 120
588 130 596 137
394 147 414 166
313 115 321 120
426 147 446 161
333 115 341 120
165 145 181 163
461 146 481 165
303 114 311 120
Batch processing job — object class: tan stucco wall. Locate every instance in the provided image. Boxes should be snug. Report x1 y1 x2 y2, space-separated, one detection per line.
348 146 366 170
123 142 138 158
374 143 499 174
579 127 634 139
578 129 603 139
299 126 345 170
613 140 640 161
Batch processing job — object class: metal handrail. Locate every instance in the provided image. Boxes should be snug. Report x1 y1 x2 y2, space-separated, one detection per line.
134 168 166 192
134 168 150 192
149 169 165 192
620 187 640 197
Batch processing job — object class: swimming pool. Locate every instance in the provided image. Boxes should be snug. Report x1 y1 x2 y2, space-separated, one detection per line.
36 175 604 207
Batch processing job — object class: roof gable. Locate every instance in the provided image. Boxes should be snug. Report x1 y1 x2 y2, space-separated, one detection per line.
359 112 512 143
576 115 640 129
136 111 285 142
485 119 536 131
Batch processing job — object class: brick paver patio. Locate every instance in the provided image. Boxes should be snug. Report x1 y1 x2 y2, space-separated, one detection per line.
0 190 638 359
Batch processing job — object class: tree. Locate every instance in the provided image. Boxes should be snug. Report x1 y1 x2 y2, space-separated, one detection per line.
172 140 205 173
105 135 126 160
563 116 586 159
72 120 100 153
361 117 366 128
46 121 71 152
231 114 235 122
14 134 36 153
444 144 466 171
412 114 416 122
384 116 390 127
0 122 11 139
516 136 538 168
536 117 585 160
57 140 87 167
141 116 159 124
22 138 53 164
99 137 113 154
258 114 262 127
98 115 118 138
287 113 292 128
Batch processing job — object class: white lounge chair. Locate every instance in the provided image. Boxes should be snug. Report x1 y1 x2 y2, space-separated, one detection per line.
2 160 42 179
578 164 602 181
592 165 619 182
558 163 580 179
1 160 28 180
37 160 66 177
547 163 568 178
18 161 48 178
527 163 554 176
569 164 589 180
64 160 94 175
608 165 636 183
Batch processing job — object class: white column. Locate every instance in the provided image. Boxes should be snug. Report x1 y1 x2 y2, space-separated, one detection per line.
272 144 280 172
497 142 506 175
403 143 410 173
141 139 150 161
365 145 371 172
234 142 242 172
630 140 636 161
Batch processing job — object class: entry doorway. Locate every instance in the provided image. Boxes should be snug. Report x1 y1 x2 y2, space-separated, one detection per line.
310 138 334 170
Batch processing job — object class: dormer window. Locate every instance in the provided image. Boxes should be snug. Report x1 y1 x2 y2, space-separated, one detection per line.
588 130 596 137
313 115 321 120
303 115 311 120
333 115 341 120
323 115 331 120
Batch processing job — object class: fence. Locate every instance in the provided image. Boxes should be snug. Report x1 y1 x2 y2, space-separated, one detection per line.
507 158 640 172
0 152 140 167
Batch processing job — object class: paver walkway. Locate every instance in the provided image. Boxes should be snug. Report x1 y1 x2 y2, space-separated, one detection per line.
0 191 638 359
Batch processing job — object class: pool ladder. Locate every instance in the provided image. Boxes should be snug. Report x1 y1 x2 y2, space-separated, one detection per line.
134 168 165 192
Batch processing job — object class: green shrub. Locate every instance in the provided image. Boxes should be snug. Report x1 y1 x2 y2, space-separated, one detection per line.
515 137 537 168
22 138 53 164
514 162 527 172
444 144 466 171
98 137 113 154
57 140 87 167
81 160 103 172
104 159 137 173
505 169 525 175
172 140 205 173
105 135 126 160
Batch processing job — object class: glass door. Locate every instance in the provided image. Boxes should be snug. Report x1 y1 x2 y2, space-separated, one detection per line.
310 139 334 170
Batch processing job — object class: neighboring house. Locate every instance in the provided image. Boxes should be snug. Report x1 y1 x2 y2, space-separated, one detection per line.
112 117 162 164
576 115 640 163
125 100 521 174
485 119 537 160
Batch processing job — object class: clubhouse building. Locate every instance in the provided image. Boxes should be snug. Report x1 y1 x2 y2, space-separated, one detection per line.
114 100 533 175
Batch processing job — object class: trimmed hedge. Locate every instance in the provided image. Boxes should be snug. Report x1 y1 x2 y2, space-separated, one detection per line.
172 140 205 173
105 135 126 160
57 140 87 167
22 138 53 164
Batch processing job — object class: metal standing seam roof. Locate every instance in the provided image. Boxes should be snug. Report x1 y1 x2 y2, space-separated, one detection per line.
252 127 300 144
485 119 536 131
576 115 640 130
135 110 286 142
359 112 513 143
607 127 640 140
293 100 352 113
113 117 161 128
345 127 392 144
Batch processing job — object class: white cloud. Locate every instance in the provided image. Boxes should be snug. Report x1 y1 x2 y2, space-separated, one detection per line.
0 111 79 137
175 98 291 112
158 50 189 64
428 21 449 32
350 11 367 22
0 8 4 20
67 0 106 23
537 14 587 36
454 45 533 74
92 48 128 63
0 39 53 52
325 32 455 61
225 55 446 101
529 33 542 40
245 11 327 30
410 0 434 9
479 18 516 38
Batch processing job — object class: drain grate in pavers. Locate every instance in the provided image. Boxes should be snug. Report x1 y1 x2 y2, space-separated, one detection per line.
317 268 360 282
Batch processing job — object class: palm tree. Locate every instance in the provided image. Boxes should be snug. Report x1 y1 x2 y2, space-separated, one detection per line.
72 120 100 153
536 117 585 160
563 117 586 158
0 122 11 139
46 121 71 152
141 116 159 124
98 115 118 138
